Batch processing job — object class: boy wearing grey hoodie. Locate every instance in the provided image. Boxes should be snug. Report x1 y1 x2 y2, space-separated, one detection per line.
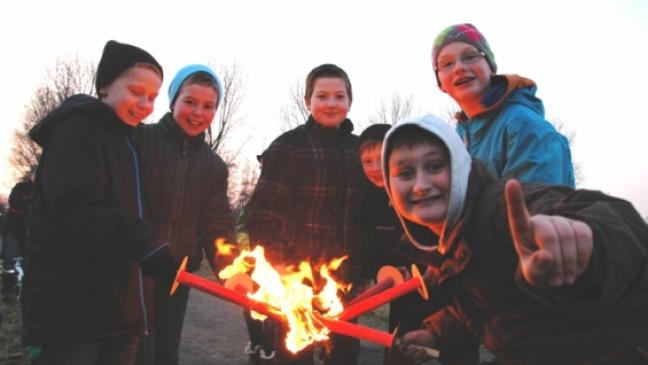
384 115 648 365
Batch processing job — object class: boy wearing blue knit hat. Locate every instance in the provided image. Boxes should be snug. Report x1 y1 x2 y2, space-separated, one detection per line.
135 64 235 365
432 23 575 188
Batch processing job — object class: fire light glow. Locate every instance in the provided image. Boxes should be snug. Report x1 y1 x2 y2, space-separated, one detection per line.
216 243 351 353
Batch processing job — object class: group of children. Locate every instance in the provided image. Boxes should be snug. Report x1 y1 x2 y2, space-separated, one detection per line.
18 22 648 365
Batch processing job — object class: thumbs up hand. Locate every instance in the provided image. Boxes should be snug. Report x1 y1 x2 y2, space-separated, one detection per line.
505 179 593 288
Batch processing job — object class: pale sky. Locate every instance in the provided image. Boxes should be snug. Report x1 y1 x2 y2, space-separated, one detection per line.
1 0 647 218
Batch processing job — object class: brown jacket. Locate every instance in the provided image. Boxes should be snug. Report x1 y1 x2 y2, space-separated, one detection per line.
401 162 648 364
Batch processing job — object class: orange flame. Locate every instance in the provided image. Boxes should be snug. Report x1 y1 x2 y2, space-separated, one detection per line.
215 238 237 256
217 244 350 353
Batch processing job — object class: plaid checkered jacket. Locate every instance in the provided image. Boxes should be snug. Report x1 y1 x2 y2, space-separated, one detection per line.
244 117 370 282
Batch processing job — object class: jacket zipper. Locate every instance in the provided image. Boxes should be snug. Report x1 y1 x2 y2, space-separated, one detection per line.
169 139 189 251
127 137 149 336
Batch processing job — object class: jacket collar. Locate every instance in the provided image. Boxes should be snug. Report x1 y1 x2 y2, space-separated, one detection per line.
456 74 536 123
158 112 206 147
305 115 354 137
30 94 136 148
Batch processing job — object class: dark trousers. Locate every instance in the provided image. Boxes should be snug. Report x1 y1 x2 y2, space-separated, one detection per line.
388 291 431 333
135 280 190 365
382 291 432 365
32 338 139 365
1 234 20 301
1 233 18 269
257 315 360 365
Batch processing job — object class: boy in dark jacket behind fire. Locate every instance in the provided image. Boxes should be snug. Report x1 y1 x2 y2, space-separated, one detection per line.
135 64 235 365
384 115 648 365
22 40 177 365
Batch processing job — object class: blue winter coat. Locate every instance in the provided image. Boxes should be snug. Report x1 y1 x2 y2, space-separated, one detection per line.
456 75 575 187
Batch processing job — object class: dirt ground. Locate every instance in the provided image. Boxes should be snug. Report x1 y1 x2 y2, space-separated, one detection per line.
179 289 388 365
179 288 495 365
1 286 490 365
1 257 490 365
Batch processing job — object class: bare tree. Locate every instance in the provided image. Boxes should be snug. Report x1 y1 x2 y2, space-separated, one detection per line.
550 118 584 187
368 93 416 127
203 62 258 212
8 56 95 181
206 62 246 161
279 81 308 132
228 160 260 218
439 106 460 128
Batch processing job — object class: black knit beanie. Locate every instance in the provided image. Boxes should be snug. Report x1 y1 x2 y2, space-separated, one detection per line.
359 123 391 148
95 40 163 96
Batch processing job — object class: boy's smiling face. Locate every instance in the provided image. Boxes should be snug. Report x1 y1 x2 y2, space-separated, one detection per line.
388 141 451 233
360 143 384 187
100 65 162 126
437 42 493 108
173 83 218 137
305 77 351 128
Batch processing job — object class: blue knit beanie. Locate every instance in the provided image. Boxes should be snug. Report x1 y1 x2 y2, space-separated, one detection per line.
168 64 223 110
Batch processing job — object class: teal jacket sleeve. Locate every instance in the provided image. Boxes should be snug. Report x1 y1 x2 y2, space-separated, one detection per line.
503 113 575 188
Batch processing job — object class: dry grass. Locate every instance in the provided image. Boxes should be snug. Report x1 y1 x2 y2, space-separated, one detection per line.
0 300 28 364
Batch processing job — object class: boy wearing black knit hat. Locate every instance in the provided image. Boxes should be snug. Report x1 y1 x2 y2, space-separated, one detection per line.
22 40 177 365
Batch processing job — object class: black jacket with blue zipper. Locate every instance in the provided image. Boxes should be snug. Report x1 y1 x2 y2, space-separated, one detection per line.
23 94 163 345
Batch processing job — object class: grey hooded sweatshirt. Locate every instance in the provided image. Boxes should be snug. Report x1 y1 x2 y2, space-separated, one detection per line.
380 115 648 365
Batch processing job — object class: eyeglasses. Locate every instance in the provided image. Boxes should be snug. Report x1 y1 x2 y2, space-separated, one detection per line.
435 51 486 74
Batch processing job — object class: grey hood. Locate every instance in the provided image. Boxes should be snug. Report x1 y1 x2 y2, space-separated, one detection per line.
381 115 472 253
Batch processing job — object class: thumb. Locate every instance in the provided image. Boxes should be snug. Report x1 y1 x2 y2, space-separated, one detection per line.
505 179 534 257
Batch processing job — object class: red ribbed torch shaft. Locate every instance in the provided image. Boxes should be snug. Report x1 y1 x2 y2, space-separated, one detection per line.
345 277 395 307
315 314 395 348
338 276 423 321
171 258 284 323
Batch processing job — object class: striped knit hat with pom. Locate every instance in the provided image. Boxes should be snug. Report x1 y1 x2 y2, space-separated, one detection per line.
431 23 496 86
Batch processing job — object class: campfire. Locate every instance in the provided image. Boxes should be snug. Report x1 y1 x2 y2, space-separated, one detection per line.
217 240 349 353
170 238 437 358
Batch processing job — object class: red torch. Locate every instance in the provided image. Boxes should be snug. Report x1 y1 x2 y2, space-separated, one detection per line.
171 257 284 323
338 264 428 321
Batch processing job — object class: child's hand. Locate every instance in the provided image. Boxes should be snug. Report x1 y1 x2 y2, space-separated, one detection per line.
396 329 440 363
505 179 593 288
396 266 411 280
